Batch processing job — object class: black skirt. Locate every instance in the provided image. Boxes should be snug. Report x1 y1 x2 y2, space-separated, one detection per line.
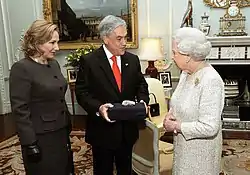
21 128 74 175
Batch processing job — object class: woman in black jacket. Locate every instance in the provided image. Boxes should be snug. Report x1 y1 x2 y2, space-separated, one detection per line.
9 19 74 175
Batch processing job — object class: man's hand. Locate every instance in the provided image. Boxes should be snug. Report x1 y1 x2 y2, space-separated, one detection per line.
140 100 148 114
99 103 115 123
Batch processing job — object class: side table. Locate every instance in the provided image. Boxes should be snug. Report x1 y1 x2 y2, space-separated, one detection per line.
68 83 76 116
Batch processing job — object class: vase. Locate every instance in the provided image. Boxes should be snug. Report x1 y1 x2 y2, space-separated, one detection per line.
199 12 211 36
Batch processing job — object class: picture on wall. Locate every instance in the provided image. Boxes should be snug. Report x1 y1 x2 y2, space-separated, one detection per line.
159 72 172 88
43 0 138 49
67 68 77 83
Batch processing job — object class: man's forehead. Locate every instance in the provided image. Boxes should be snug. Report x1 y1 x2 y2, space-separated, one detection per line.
113 26 127 36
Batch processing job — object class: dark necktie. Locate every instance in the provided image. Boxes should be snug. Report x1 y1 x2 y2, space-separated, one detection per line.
111 56 121 92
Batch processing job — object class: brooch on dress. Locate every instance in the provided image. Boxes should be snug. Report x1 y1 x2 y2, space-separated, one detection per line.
194 78 200 86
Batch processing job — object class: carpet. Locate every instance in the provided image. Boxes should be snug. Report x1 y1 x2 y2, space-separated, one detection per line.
221 139 250 175
0 131 93 175
2 132 250 175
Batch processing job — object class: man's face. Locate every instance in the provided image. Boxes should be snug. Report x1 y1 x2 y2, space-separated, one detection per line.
103 25 127 56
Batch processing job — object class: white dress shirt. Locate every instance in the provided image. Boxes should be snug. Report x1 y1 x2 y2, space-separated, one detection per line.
103 44 121 72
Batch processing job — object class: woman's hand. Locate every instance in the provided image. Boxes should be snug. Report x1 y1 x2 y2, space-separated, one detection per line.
163 108 181 133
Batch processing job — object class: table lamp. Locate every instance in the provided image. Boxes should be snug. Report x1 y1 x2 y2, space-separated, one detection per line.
139 37 165 78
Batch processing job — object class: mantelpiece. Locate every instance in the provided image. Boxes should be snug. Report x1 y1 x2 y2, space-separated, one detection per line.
206 36 250 65
208 60 250 65
207 36 250 46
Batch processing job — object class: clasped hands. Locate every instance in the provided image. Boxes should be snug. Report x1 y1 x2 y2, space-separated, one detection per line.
163 108 181 134
98 100 148 123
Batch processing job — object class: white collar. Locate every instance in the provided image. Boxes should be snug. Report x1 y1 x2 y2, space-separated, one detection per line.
103 44 114 59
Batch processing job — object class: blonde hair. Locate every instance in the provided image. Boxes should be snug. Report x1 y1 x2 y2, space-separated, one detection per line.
22 19 58 58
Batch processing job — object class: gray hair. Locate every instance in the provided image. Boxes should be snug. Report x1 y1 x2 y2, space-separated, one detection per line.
172 27 211 61
98 15 127 39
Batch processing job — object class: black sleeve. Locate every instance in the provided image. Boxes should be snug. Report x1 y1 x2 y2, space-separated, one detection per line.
135 56 149 105
9 62 37 145
75 57 102 114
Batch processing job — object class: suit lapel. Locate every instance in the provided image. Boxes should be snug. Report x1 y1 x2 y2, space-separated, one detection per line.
97 48 120 95
121 55 129 92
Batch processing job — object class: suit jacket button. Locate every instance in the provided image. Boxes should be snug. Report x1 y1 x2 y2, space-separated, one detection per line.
61 99 64 103
60 87 63 90
54 75 58 79
47 65 51 68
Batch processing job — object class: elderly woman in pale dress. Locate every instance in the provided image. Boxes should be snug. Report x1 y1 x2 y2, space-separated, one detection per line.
163 27 224 175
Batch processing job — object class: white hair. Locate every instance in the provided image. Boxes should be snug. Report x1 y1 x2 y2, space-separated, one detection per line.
172 27 211 61
98 15 127 39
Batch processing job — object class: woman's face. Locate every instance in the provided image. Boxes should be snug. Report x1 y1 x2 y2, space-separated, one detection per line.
39 30 59 59
172 41 189 71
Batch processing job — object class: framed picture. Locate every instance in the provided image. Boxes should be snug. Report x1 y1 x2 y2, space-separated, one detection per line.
43 0 138 49
67 68 77 83
159 72 172 88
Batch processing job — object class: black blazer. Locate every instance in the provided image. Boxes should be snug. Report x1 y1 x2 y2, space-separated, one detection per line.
75 46 149 149
9 58 71 145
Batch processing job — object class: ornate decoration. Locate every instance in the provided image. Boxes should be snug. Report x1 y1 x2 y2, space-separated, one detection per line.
199 12 211 36
203 0 230 8
203 0 250 36
180 0 193 27
218 1 247 36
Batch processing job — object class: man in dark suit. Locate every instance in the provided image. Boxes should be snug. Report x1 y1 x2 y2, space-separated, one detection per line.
75 15 149 175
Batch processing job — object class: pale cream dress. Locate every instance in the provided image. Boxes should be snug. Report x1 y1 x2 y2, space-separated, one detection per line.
170 65 224 175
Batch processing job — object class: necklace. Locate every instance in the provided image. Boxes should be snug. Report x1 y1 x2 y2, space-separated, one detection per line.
31 57 48 65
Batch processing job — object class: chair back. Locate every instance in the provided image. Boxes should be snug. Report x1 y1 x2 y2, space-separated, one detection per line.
145 78 168 115
132 78 173 175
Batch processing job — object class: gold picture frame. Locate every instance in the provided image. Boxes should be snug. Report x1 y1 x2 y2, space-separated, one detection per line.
203 0 230 8
204 0 250 8
67 68 77 83
43 0 138 49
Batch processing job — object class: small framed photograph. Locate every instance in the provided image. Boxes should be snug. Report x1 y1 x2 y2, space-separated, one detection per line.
67 68 77 83
159 72 172 88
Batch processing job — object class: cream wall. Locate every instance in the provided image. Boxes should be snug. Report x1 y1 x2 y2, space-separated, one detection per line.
1 0 250 114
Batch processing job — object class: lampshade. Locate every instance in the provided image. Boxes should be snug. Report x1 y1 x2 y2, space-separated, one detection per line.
139 37 165 61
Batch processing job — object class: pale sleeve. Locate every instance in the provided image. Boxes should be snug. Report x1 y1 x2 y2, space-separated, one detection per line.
181 77 224 140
